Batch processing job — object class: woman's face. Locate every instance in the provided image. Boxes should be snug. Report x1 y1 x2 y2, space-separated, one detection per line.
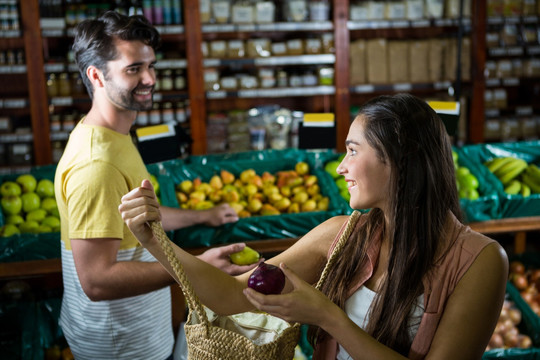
337 116 391 211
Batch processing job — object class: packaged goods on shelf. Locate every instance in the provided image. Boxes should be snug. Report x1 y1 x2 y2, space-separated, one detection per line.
366 39 388 84
388 41 409 83
409 40 430 83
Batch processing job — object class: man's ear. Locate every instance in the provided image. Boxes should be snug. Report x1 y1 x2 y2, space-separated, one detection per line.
86 65 104 88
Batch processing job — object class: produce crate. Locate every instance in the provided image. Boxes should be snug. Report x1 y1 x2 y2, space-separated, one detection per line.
483 278 540 359
453 146 502 223
459 141 540 219
157 149 349 247
0 165 60 262
0 164 172 263
509 253 540 346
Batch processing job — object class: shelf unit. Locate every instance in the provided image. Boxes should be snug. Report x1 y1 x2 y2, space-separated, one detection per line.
0 0 498 168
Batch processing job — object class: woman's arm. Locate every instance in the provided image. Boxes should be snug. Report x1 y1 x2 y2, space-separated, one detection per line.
424 242 508 360
243 239 508 360
119 179 342 315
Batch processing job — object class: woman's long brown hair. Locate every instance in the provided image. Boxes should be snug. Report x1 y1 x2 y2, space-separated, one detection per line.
309 94 463 355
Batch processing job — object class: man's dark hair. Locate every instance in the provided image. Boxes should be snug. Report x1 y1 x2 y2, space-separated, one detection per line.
72 11 161 98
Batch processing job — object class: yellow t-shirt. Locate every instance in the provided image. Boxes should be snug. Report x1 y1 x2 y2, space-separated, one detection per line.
54 120 173 360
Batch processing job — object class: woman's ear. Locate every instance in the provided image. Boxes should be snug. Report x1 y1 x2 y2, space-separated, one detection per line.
86 65 104 88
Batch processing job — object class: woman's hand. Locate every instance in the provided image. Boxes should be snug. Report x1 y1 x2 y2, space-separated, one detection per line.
243 263 337 326
119 179 161 246
198 242 263 276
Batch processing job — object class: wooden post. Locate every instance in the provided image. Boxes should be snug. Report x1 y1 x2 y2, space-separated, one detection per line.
333 0 350 153
21 0 52 165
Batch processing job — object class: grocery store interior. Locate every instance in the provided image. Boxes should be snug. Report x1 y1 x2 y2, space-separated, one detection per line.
1 0 540 359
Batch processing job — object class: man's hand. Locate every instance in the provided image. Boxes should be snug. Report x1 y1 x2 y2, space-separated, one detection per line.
198 242 262 275
200 203 239 227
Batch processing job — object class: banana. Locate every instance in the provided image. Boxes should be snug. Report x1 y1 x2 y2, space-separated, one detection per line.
497 159 528 185
504 180 521 195
485 157 515 174
522 172 540 194
525 163 540 182
520 183 531 197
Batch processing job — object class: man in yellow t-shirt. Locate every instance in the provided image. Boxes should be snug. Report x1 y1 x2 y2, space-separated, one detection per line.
54 11 258 360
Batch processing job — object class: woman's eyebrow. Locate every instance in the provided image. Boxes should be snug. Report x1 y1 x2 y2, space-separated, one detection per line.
345 140 360 146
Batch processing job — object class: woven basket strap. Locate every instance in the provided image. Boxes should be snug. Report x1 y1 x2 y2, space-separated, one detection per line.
315 211 361 291
150 221 209 327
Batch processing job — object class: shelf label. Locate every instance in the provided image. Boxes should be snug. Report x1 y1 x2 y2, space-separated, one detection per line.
411 19 430 28
516 106 533 116
3 99 27 108
485 109 500 118
393 83 412 92
528 46 540 55
502 78 519 86
507 47 524 56
489 48 507 56
51 97 73 106
485 78 501 87
303 113 335 127
207 91 227 99
44 63 65 73
353 84 375 93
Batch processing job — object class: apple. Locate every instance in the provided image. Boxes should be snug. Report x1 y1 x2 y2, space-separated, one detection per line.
41 197 58 215
6 214 24 225
0 181 22 197
19 220 40 233
36 179 55 198
230 246 260 265
21 192 41 213
42 215 61 231
149 174 160 195
26 208 47 222
16 174 37 193
324 161 341 179
1 195 22 215
248 262 285 295
0 223 20 237
295 161 309 175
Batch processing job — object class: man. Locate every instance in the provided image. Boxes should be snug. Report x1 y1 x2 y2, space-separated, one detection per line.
54 11 257 360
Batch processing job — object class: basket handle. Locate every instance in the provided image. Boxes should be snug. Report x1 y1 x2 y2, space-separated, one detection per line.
150 221 210 327
315 210 361 291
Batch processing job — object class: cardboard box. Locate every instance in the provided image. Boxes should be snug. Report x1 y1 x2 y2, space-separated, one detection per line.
428 39 445 82
409 40 429 83
388 41 409 83
366 38 388 84
349 39 367 85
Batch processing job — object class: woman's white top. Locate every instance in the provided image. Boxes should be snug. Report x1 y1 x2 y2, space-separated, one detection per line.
336 285 425 360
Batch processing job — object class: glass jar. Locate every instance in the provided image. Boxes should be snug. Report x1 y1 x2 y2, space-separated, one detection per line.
58 73 72 96
161 70 174 91
47 73 59 98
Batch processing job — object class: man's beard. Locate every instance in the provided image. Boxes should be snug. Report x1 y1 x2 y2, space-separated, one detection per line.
105 78 154 111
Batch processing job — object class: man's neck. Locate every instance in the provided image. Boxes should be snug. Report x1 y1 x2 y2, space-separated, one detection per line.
84 103 137 135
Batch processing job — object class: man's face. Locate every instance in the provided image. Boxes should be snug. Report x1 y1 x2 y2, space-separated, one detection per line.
102 39 156 111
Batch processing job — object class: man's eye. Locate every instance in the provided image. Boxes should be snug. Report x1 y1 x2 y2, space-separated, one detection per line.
127 68 139 74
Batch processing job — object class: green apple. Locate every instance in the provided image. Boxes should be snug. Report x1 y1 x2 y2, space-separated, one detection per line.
42 215 60 232
150 174 160 196
230 246 260 265
340 188 351 202
324 161 341 179
6 214 24 225
0 181 22 197
21 192 41 213
335 177 348 192
41 197 58 214
36 179 55 198
456 166 470 180
19 220 40 233
1 195 22 215
16 174 37 193
26 208 47 222
0 223 20 237
37 224 52 233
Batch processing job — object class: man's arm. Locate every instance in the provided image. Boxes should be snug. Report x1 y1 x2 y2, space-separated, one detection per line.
160 203 238 231
71 237 175 301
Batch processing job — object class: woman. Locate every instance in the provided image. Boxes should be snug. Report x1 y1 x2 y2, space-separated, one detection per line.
119 94 508 359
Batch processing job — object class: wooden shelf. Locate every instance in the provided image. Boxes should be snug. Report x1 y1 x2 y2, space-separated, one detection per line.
1 216 538 281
